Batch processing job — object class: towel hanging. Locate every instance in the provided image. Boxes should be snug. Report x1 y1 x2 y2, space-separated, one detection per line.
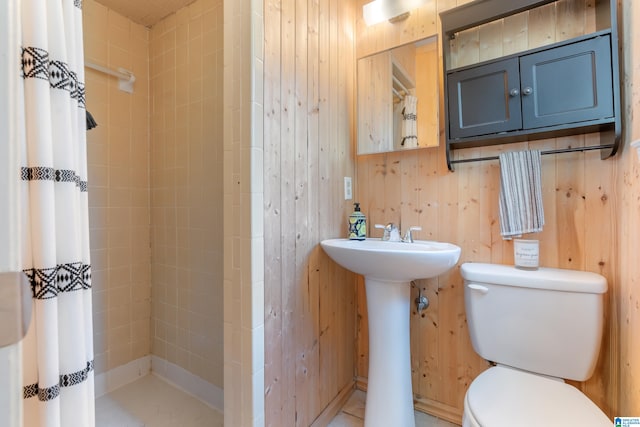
498 150 545 239
400 95 417 148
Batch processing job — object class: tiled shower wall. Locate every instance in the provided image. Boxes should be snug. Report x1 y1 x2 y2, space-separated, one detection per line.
149 0 224 388
83 0 151 375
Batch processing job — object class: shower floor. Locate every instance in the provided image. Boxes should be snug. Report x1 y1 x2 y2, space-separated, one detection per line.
95 374 223 427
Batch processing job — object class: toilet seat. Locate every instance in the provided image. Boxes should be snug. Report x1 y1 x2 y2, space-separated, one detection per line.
464 366 610 427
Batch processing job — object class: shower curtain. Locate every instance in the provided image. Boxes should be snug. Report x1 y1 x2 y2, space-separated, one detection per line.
18 0 95 425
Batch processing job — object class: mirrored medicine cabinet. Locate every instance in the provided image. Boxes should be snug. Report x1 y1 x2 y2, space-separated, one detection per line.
357 35 440 155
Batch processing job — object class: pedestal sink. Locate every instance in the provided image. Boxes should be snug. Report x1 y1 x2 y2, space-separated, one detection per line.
320 238 461 427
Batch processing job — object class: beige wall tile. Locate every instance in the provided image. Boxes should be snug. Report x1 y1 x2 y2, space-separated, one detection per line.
109 342 133 368
149 0 224 390
88 164 108 188
84 3 151 374
85 0 221 391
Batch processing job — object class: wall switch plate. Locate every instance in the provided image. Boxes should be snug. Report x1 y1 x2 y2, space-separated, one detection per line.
344 177 352 200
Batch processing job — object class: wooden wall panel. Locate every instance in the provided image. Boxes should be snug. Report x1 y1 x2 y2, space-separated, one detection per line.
415 42 439 148
618 0 640 416
355 0 622 423
262 0 640 424
263 0 284 422
355 0 439 59
357 53 393 153
263 0 358 425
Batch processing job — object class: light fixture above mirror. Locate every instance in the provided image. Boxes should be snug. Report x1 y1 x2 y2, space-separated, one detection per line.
363 0 430 26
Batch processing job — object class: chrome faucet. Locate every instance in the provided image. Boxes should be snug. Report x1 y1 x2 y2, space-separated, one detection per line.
402 226 422 243
374 223 422 242
375 223 402 241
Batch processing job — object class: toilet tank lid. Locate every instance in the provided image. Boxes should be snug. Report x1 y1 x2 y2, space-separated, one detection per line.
460 263 607 294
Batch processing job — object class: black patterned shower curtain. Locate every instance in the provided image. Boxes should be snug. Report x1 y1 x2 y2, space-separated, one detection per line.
18 0 95 425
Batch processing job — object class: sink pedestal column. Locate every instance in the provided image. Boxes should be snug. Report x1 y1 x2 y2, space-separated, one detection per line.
364 278 415 427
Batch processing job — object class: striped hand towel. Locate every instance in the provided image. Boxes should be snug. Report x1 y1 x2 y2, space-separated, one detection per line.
499 150 545 239
401 95 418 148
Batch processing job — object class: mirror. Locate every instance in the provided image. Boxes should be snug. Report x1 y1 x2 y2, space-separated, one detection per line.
357 35 439 155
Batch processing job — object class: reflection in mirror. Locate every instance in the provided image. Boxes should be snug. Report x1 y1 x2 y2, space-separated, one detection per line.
357 35 439 155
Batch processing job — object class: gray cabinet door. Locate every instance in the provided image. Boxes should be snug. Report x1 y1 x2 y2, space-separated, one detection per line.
519 35 613 129
447 57 522 139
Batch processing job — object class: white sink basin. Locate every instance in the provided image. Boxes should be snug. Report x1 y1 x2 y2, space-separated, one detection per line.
321 237 461 427
320 238 461 282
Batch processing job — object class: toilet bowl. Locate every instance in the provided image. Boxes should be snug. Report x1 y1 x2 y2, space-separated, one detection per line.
460 263 611 427
462 366 610 427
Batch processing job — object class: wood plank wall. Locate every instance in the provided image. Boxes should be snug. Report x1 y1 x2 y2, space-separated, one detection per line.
355 0 621 423
618 0 640 416
263 0 358 425
261 0 640 423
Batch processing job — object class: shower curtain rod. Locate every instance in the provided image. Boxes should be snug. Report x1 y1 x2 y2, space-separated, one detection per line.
84 60 135 93
449 143 615 165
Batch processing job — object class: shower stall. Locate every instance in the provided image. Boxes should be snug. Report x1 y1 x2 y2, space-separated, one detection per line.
83 0 225 411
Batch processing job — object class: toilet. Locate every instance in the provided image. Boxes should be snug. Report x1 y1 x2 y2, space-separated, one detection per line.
460 262 611 427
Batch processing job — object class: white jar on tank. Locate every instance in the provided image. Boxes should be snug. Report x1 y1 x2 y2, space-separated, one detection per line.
460 262 610 427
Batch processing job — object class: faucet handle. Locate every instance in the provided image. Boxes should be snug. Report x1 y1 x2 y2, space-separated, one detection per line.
374 223 401 241
374 224 389 240
403 226 422 243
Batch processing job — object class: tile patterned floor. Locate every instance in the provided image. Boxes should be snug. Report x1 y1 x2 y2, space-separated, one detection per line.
96 376 458 427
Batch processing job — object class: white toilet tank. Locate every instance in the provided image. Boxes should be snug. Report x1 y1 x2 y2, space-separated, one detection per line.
461 263 607 382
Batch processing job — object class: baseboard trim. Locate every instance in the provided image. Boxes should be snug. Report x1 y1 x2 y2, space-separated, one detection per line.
355 376 462 425
151 355 224 412
310 381 356 427
413 398 462 425
94 356 151 398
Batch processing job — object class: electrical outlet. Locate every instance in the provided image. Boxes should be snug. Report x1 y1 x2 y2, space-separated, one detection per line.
344 177 352 200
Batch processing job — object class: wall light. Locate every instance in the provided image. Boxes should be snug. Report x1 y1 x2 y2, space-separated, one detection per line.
363 0 430 26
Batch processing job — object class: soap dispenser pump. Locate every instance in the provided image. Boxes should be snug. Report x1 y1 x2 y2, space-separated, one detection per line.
348 202 367 240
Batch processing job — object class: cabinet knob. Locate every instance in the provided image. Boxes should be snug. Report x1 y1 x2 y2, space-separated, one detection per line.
509 88 519 97
523 86 533 96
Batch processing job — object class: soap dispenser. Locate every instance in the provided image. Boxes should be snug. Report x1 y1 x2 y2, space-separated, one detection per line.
348 202 366 240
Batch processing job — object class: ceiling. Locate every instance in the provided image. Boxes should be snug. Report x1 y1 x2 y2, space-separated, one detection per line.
96 0 196 27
